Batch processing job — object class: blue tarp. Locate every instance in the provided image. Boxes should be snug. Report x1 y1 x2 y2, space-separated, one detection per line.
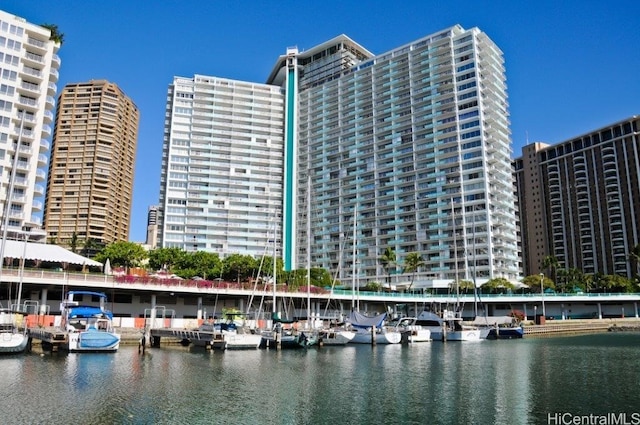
347 311 387 328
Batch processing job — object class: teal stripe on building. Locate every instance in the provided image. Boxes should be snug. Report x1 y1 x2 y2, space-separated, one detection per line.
283 59 297 271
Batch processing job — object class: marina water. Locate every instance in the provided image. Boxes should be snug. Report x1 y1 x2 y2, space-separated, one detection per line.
2 333 639 425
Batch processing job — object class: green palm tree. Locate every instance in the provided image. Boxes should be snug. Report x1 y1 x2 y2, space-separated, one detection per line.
40 23 64 44
629 244 640 277
379 247 397 291
403 252 424 291
542 255 559 286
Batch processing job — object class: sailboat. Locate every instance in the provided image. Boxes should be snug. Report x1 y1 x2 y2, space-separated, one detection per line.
259 219 313 349
439 200 482 341
345 207 400 345
0 305 29 354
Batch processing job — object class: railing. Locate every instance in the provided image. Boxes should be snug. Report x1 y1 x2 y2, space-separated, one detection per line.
4 268 640 303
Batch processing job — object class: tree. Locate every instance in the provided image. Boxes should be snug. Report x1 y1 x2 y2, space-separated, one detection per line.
403 252 424 291
148 247 186 272
94 241 147 273
629 244 640 279
81 238 103 258
223 254 258 283
69 232 78 253
481 277 516 294
523 274 555 293
40 23 64 44
542 255 559 286
379 247 397 291
363 281 382 292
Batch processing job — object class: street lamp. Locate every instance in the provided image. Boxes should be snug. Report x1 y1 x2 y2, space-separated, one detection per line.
540 273 546 319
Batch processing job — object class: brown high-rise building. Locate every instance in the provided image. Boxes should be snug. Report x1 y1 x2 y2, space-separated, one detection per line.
514 116 640 280
43 80 139 251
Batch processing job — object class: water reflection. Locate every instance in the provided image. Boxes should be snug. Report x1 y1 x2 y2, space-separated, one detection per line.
1 333 639 424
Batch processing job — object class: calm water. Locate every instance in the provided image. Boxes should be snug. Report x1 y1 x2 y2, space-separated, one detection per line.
2 333 639 425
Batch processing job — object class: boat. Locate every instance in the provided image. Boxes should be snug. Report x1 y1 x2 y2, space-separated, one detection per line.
194 314 262 349
472 316 524 339
318 325 355 346
347 311 401 344
0 307 29 354
416 310 485 341
260 313 317 349
390 317 431 343
60 291 120 352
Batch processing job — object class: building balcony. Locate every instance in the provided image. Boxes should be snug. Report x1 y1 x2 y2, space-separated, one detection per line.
39 139 50 152
20 66 43 81
26 37 48 53
49 67 59 82
47 81 57 96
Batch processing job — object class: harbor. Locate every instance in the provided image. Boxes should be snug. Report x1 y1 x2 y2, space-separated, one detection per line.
4 332 640 424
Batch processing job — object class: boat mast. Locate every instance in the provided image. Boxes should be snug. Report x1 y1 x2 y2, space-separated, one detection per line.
0 115 25 309
351 204 357 311
306 176 311 328
451 199 460 314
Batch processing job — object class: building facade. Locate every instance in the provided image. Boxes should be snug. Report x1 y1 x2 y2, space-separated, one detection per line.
515 116 640 280
159 26 520 288
0 10 60 239
43 80 139 249
158 76 284 257
145 204 159 248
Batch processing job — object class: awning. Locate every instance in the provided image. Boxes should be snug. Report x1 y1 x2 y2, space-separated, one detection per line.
0 240 102 267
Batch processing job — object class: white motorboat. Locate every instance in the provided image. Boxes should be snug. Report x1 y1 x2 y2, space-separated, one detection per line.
60 291 120 352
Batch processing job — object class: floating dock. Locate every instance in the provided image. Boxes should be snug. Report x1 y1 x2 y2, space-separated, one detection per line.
148 328 226 349
27 327 68 351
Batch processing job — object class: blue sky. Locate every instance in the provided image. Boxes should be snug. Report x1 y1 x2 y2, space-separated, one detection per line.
3 1 639 243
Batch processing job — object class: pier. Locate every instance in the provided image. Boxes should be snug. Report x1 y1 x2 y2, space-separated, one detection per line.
522 318 640 337
148 328 226 349
27 327 68 351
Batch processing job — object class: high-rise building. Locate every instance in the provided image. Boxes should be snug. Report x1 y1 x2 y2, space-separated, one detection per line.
145 204 159 248
0 10 61 239
159 25 520 287
158 76 284 257
515 116 640 279
43 80 139 249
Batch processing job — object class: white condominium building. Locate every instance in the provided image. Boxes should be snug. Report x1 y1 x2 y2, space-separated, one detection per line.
0 10 60 239
158 76 284 257
159 25 520 288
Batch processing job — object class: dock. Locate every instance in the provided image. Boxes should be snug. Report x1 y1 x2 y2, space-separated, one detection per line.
148 328 226 349
523 318 640 337
27 327 68 351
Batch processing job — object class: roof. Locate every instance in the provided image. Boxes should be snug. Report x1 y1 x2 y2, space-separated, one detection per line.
0 240 102 267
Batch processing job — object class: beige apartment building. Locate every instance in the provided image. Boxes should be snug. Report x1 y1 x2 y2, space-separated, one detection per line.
43 80 139 251
514 116 640 279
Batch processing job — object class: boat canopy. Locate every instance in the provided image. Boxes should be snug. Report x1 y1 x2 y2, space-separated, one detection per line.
68 306 113 320
347 311 387 328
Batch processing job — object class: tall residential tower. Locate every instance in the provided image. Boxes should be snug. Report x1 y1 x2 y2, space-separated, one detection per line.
43 80 139 249
515 116 640 279
159 25 520 287
158 76 284 257
0 10 60 239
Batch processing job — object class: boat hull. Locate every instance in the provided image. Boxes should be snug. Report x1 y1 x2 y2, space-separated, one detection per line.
65 330 120 352
487 327 524 339
319 329 355 345
0 332 29 354
350 329 401 344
